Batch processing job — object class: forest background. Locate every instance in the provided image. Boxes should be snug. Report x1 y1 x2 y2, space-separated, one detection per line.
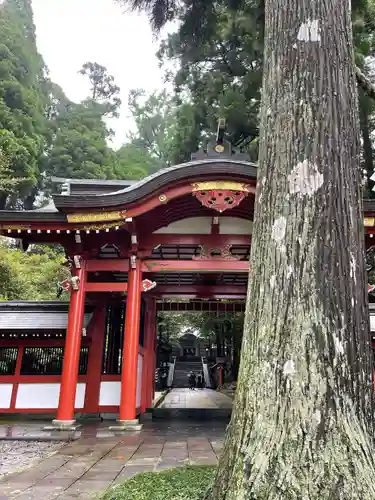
1 0 375 311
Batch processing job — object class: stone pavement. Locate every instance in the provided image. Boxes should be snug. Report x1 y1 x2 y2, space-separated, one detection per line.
0 421 226 499
0 391 166 442
159 388 233 409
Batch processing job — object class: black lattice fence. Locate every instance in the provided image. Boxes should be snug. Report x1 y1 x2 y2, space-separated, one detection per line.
20 347 89 375
0 347 18 375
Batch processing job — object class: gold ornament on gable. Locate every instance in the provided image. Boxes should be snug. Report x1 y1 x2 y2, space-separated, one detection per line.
67 210 127 224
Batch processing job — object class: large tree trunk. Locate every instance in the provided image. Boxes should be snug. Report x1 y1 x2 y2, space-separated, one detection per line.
207 1 375 499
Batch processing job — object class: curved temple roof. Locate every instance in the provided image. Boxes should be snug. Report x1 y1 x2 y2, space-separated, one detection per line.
53 159 258 211
0 157 374 223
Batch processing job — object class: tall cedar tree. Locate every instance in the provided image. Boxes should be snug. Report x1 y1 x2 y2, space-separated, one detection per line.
207 2 375 499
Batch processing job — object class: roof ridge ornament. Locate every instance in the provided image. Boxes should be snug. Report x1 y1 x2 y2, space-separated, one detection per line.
191 118 249 162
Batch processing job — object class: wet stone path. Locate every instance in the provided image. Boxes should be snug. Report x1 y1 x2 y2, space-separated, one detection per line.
159 388 233 409
0 421 226 499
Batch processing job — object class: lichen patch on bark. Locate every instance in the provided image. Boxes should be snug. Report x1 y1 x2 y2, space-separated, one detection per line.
297 19 321 42
282 359 295 375
271 217 287 244
288 160 324 196
270 275 276 289
334 334 345 356
350 253 357 285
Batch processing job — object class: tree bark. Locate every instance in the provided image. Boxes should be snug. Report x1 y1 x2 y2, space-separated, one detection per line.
207 1 375 499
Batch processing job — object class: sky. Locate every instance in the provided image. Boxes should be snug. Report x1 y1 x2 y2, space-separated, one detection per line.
31 0 167 149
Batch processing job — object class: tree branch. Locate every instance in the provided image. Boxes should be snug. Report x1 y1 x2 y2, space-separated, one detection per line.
356 66 375 99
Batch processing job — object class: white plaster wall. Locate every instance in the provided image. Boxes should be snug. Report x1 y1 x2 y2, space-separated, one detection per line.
371 314 375 332
15 383 86 409
0 384 13 408
219 217 252 234
99 381 121 406
154 216 252 235
136 353 143 408
99 355 143 408
154 217 212 234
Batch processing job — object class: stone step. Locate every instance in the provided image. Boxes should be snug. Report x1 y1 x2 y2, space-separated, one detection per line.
151 408 232 421
172 359 204 388
175 362 202 366
174 367 202 370
174 367 202 372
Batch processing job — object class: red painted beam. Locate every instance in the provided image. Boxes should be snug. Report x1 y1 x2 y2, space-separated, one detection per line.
142 260 249 273
86 281 157 293
86 259 129 272
86 258 249 274
85 281 246 295
86 282 128 293
140 234 251 247
154 285 247 295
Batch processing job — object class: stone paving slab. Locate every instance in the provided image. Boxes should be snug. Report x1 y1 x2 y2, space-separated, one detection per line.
0 423 77 442
0 421 226 499
159 388 233 410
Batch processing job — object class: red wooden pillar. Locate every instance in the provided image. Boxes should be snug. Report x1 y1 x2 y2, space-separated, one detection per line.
84 304 107 413
151 303 158 402
218 366 223 386
10 346 24 411
147 299 157 410
140 303 150 415
141 298 157 413
111 257 142 429
49 260 86 429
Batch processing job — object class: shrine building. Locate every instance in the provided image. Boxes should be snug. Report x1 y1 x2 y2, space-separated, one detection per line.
0 146 375 430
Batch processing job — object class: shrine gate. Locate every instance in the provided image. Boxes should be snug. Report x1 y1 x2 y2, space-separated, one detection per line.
0 152 375 430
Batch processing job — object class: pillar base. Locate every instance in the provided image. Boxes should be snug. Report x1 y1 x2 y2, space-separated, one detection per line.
108 419 143 432
43 419 81 432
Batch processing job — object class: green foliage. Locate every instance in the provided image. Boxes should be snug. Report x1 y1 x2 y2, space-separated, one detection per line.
0 0 155 203
127 89 178 169
0 242 68 301
43 72 152 182
0 0 48 208
100 466 216 500
159 1 262 156
43 64 128 181
124 88 204 167
120 0 375 173
43 101 115 180
112 144 151 179
157 311 190 343
79 61 122 117
2 0 375 205
0 140 22 193
157 310 244 341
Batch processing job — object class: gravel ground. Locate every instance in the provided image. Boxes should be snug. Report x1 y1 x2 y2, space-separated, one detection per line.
0 441 63 477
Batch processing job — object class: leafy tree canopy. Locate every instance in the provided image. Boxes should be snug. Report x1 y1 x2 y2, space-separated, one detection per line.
79 61 122 118
118 0 375 180
0 0 49 208
0 241 68 300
